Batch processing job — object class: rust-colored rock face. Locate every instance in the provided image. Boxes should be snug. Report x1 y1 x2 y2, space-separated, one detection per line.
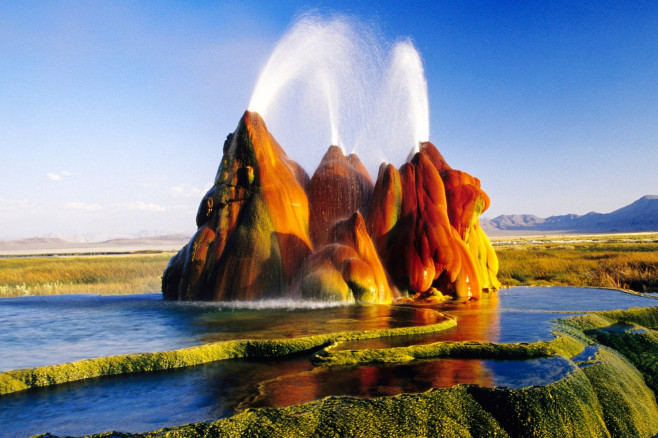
307 146 374 247
434 146 499 292
164 112 499 302
163 111 312 300
367 142 498 298
292 212 396 303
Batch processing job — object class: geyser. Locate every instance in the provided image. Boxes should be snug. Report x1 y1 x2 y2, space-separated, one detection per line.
247 14 430 176
384 40 430 152
163 16 500 303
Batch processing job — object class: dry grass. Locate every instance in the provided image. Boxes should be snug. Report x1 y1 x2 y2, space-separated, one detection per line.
495 235 658 293
0 253 174 297
1 234 656 297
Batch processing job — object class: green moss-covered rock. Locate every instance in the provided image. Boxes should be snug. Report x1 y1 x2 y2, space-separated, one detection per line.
18 305 658 438
469 369 609 437
0 318 456 395
578 347 658 437
586 323 658 393
312 339 557 367
599 306 658 329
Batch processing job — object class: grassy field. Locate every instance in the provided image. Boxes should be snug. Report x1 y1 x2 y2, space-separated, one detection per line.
0 233 656 297
494 233 658 293
0 252 174 297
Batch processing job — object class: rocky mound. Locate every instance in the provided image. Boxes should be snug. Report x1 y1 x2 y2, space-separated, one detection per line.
163 111 312 300
164 111 499 302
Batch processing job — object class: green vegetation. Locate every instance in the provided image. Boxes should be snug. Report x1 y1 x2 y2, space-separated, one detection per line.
312 339 557 367
585 322 658 392
0 253 173 297
0 318 456 395
47 306 658 438
4 234 658 436
495 234 658 292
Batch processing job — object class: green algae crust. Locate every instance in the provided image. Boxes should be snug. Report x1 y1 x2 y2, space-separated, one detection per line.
62 340 658 438
585 323 658 393
22 306 658 437
560 306 658 394
0 317 456 396
599 305 658 328
577 347 658 437
312 339 559 367
310 313 593 368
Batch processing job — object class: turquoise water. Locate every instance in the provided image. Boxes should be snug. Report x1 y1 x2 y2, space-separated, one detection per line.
0 287 655 437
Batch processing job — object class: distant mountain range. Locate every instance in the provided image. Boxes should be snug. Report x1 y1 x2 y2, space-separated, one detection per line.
38 230 183 244
481 195 658 236
0 234 191 256
1 196 656 254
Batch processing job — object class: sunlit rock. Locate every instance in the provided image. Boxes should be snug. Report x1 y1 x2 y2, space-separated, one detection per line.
163 111 312 300
165 113 499 302
292 212 396 303
367 142 498 298
307 146 373 246
423 142 500 292
366 163 402 258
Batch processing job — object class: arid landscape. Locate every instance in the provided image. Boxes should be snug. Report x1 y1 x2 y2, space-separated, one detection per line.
1 232 656 297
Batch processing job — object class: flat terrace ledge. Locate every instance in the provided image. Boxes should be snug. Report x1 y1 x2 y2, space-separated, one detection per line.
19 306 658 437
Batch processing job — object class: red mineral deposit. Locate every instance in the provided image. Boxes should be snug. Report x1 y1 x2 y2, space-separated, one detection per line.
368 148 472 297
421 142 500 292
292 212 396 303
163 111 312 300
307 146 373 246
164 111 499 302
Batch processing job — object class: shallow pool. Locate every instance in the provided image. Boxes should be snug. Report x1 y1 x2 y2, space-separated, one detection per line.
1 287 654 372
0 355 577 437
0 296 445 371
0 287 655 437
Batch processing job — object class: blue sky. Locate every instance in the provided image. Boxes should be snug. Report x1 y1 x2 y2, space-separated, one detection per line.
1 1 656 239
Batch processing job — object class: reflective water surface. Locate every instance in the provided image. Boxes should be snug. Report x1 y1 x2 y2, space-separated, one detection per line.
0 287 655 437
0 296 445 371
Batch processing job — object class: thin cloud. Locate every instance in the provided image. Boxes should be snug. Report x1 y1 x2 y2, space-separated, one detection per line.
0 198 29 211
122 201 166 212
168 183 209 199
46 171 74 181
140 176 168 189
170 203 199 211
66 202 103 211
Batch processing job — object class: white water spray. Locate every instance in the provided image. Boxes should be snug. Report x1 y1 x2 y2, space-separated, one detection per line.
386 40 430 154
181 299 349 311
248 15 430 176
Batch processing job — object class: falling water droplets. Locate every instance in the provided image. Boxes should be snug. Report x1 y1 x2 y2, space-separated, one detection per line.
248 14 430 177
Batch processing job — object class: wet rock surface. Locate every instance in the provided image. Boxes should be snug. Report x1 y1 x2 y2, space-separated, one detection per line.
164 111 499 302
163 112 312 301
292 212 396 303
